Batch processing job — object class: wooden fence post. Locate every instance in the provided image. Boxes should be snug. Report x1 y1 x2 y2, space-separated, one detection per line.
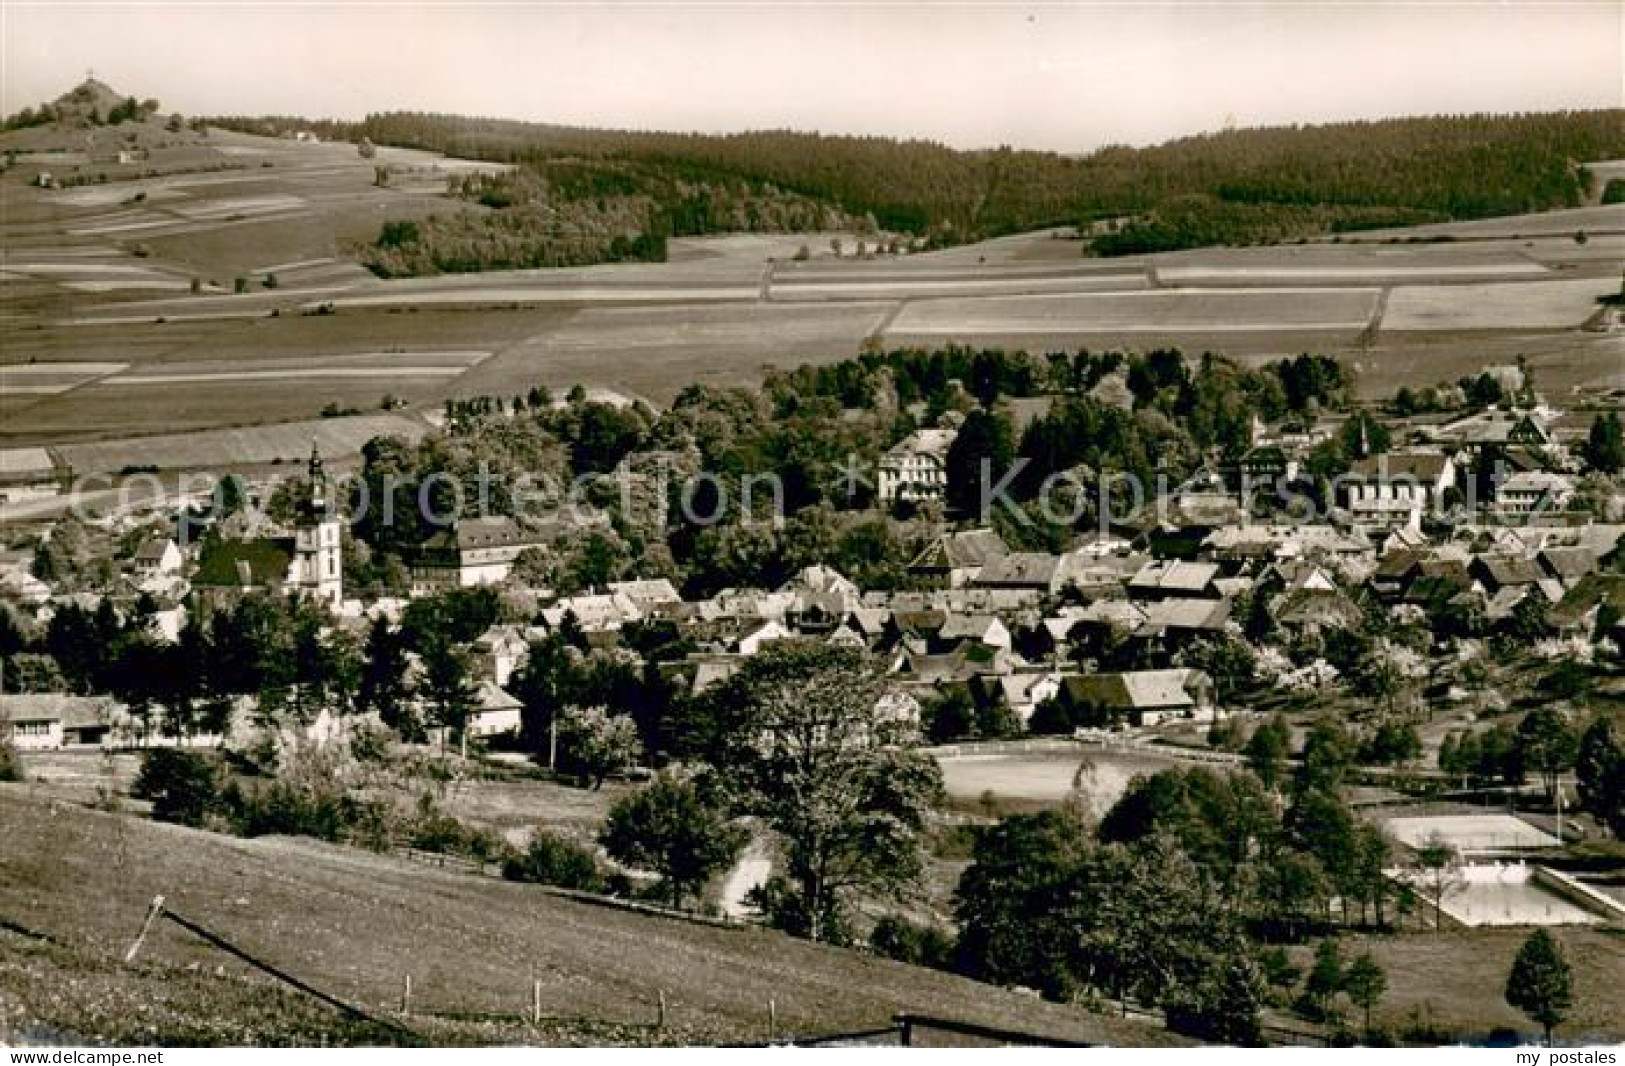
401 974 412 1016
657 989 667 1030
124 894 165 965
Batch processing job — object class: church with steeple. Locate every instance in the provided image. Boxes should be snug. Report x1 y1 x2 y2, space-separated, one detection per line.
192 444 344 609
287 443 343 609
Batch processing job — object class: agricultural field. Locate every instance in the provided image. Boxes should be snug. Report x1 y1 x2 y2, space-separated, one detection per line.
1318 930 1625 1043
452 302 898 405
934 741 1180 817
885 287 1384 340
1152 244 1553 288
1382 277 1619 331
0 786 1182 1046
4 122 1621 463
50 412 431 476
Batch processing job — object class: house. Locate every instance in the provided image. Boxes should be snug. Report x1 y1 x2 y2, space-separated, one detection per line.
1055 668 1217 727
540 592 642 633
1128 559 1222 601
1342 451 1458 531
410 516 548 591
133 537 183 585
937 613 1013 652
1431 408 1549 458
606 578 683 616
2 698 62 750
1272 588 1363 636
783 565 863 631
472 624 530 686
973 553 1066 595
1136 597 1232 640
908 528 1008 588
736 619 794 656
1493 471 1574 518
970 670 1064 725
0 694 118 749
1537 546 1600 590
896 642 1009 687
465 681 524 740
1223 445 1298 494
1469 555 1551 599
878 428 956 504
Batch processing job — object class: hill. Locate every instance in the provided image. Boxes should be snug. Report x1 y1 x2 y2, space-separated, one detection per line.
208 108 1625 253
4 77 161 132
0 786 1184 1046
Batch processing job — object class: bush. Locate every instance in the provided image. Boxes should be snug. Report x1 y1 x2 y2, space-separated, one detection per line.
407 806 508 863
502 830 604 891
869 914 954 970
0 736 24 782
223 777 350 841
131 749 219 827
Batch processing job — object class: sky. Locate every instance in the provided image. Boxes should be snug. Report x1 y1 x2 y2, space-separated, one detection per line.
2 1 1621 152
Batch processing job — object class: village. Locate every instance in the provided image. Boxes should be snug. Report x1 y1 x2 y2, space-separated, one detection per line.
2 23 1623 1043
3 341 1624 1035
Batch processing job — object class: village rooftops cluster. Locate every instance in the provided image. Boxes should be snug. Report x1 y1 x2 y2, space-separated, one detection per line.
4 392 1623 752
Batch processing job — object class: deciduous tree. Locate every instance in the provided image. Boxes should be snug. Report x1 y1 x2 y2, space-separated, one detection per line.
1505 929 1573 1046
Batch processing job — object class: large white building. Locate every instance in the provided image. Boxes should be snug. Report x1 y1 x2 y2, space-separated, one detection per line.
878 428 957 504
409 516 548 591
1342 450 1458 532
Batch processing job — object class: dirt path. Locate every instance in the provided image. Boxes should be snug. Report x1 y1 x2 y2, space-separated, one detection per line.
719 833 772 919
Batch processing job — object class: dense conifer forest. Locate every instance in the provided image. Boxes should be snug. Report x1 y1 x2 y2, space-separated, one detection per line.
205 109 1625 268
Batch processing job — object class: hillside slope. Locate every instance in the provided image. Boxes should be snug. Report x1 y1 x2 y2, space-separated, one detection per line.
0 787 1184 1046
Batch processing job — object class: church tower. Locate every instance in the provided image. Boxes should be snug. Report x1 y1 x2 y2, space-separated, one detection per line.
292 442 343 609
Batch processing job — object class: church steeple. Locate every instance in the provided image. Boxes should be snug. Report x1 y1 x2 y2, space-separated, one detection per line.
304 441 330 520
292 440 342 609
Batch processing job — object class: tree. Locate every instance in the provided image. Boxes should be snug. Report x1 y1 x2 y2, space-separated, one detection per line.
1343 952 1387 1032
685 642 942 942
0 735 22 783
556 704 640 789
1414 833 1460 931
953 808 1095 998
1583 412 1624 475
1178 633 1255 706
1503 592 1553 645
1302 938 1345 1020
131 749 218 827
1517 706 1579 803
1505 929 1573 1045
944 408 1015 519
1245 714 1291 791
358 617 418 739
600 774 746 908
1297 716 1357 793
421 641 478 755
1576 717 1625 836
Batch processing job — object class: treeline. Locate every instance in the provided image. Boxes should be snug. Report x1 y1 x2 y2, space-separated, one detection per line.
212 109 1624 254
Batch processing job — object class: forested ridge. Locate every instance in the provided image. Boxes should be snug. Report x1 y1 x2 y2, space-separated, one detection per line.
207 109 1625 261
